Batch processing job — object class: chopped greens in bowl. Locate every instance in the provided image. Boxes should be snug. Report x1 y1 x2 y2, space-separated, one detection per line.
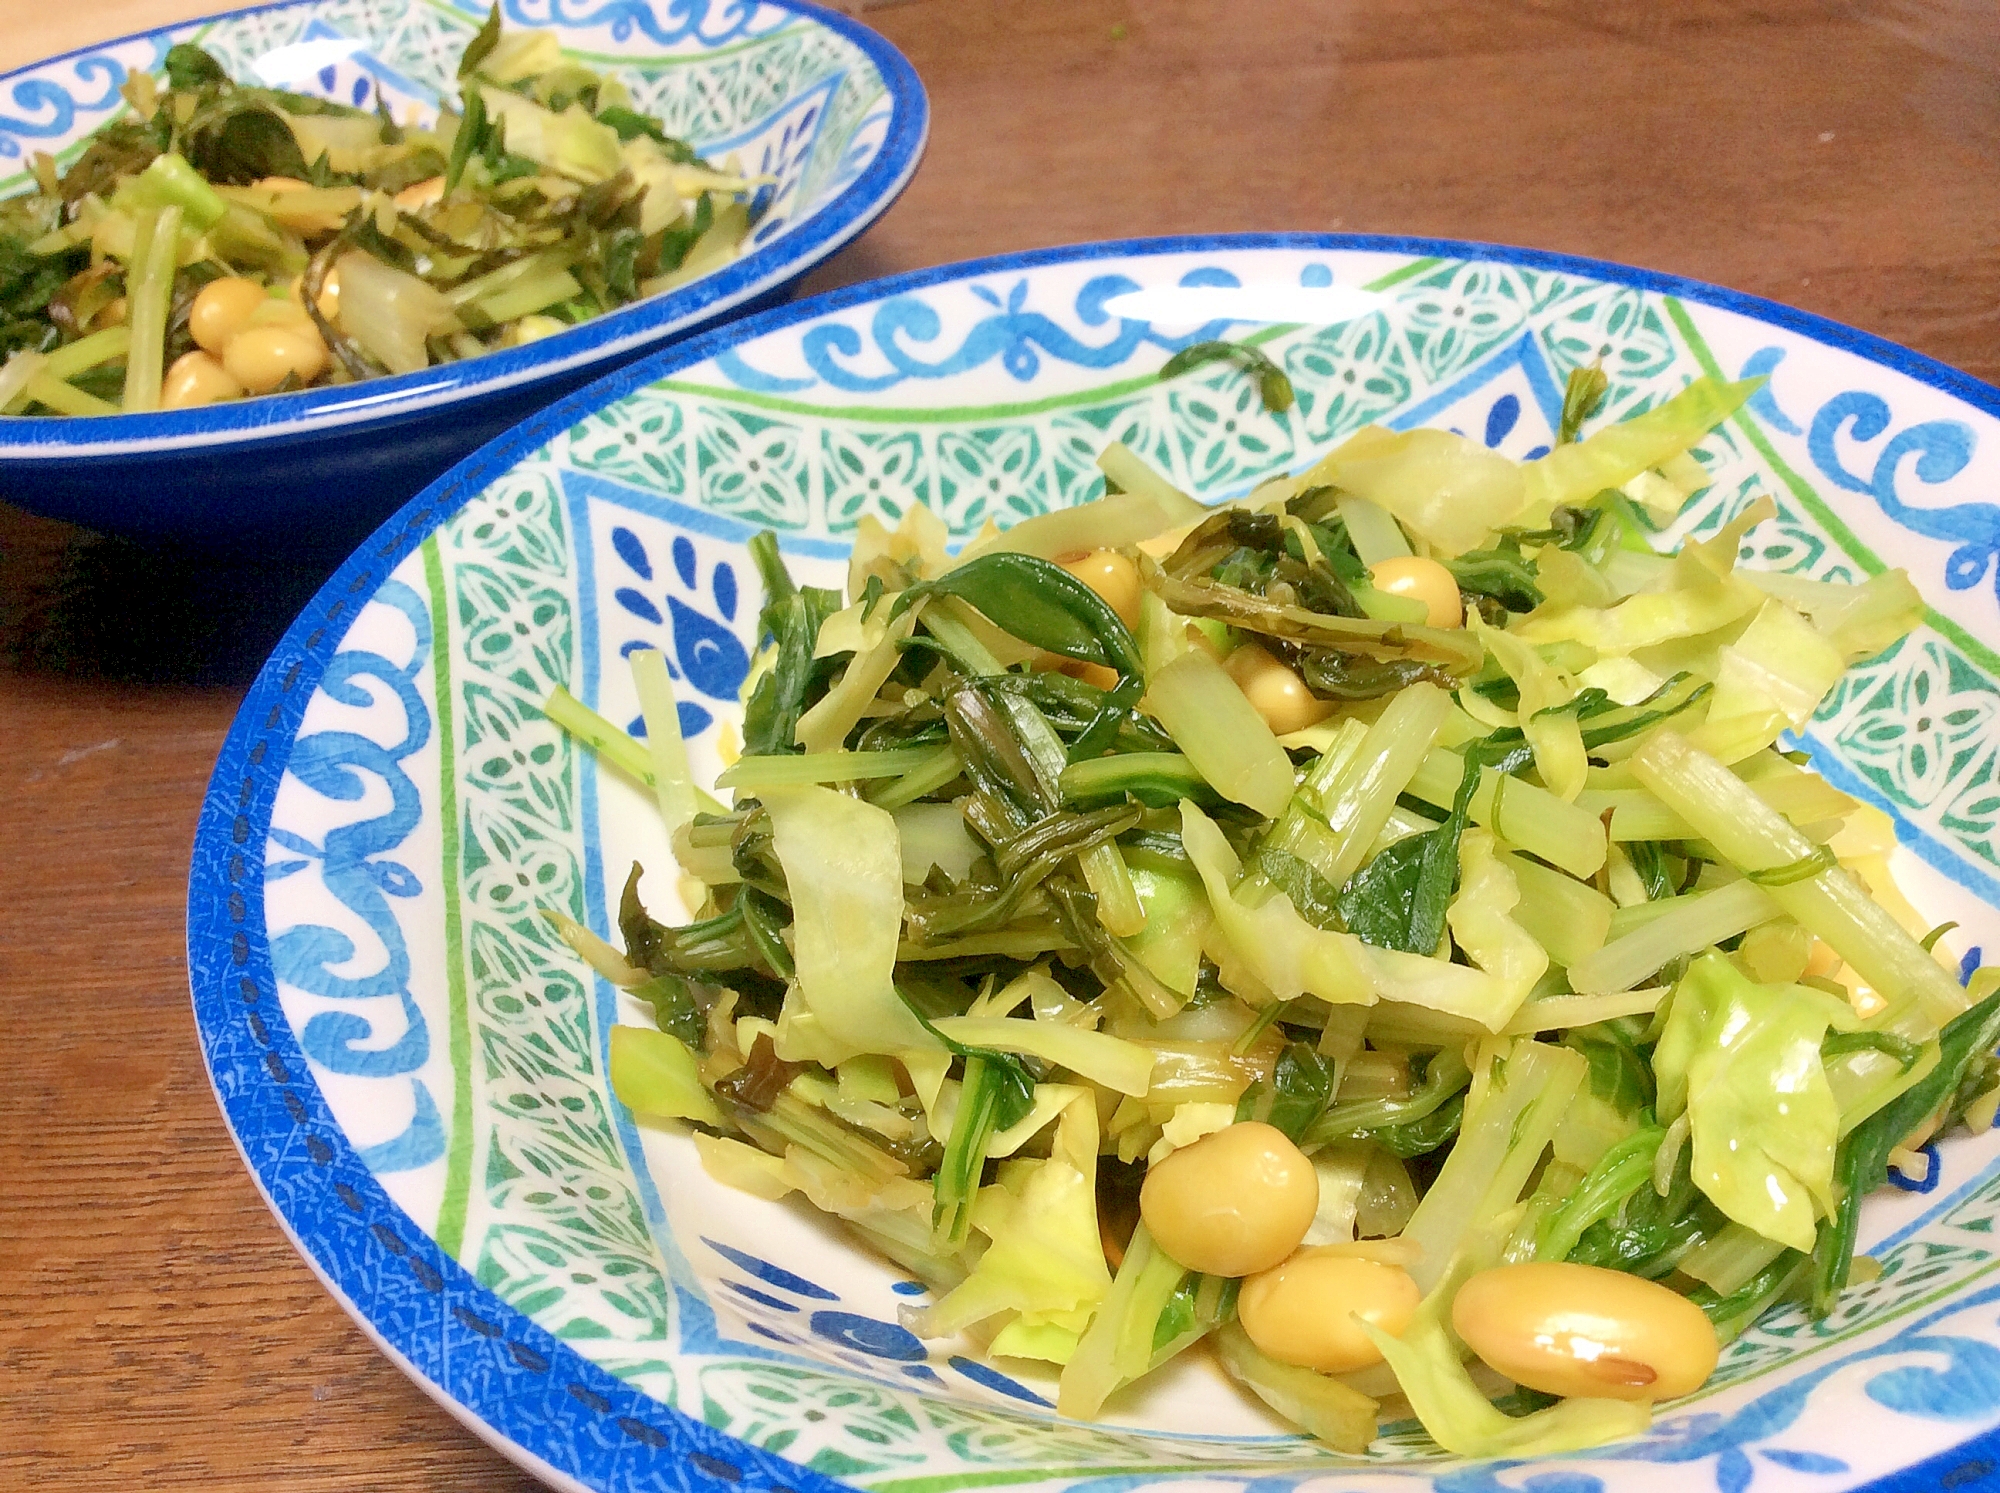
555 361 1988 1457
0 9 763 415
191 237 2000 1492
0 0 924 546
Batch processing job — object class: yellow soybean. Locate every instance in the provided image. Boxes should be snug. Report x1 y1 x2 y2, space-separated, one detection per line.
1059 548 1143 629
1238 1249 1421 1372
223 324 328 394
1369 555 1463 629
1224 642 1334 736
188 277 268 355
1138 1121 1317 1278
1451 1261 1719 1401
160 350 244 409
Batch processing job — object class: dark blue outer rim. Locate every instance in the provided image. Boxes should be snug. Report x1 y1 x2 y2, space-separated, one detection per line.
187 231 2000 1493
0 0 929 459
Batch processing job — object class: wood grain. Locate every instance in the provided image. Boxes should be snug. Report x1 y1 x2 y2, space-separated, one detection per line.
1 0 1996 1487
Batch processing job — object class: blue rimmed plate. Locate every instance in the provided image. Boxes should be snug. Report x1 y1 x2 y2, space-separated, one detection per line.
191 233 2000 1493
0 0 924 547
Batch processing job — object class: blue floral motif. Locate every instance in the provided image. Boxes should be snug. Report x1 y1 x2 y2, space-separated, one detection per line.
266 580 443 1174
1808 389 1999 601
0 59 125 158
716 267 1256 394
609 527 750 739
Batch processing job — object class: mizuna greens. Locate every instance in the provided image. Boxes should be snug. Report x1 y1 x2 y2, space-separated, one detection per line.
0 7 760 414
551 366 1993 1456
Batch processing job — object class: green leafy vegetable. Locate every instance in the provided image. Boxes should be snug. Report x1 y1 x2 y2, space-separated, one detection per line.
933 1051 1038 1245
1654 953 1852 1253
459 4 505 78
1158 338 1296 413
164 44 230 92
1812 979 2000 1313
1557 363 1609 444
1235 1042 1334 1141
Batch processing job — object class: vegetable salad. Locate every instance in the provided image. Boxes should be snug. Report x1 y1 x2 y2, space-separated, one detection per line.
550 355 1995 1457
0 8 760 415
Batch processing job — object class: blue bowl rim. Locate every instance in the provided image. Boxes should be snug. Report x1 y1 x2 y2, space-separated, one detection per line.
0 0 928 460
188 230 2000 1493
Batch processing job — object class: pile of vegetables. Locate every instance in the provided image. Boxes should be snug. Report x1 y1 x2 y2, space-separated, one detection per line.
547 354 1996 1457
0 7 760 415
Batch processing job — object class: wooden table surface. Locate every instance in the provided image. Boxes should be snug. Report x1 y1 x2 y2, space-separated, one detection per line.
3 0 1997 1486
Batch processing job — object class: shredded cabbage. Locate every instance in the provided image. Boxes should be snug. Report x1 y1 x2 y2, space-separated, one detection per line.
1364 1263 1650 1456
541 371 1956 1463
1654 954 1852 1252
762 785 939 1055
1145 650 1296 818
1520 376 1761 515
1303 425 1528 555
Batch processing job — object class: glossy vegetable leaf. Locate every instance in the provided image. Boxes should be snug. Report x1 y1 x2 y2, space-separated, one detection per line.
1337 833 1429 952
163 44 229 91
1159 338 1295 413
1557 363 1609 444
933 1051 1038 1245
1566 1027 1656 1114
183 98 311 184
1254 844 1346 930
1357 1090 1464 1157
1654 954 1850 1253
1812 979 2000 1313
1339 751 1482 955
1307 1048 1471 1146
741 531 845 756
1059 751 1227 810
630 971 707 1051
897 553 1143 678
444 85 486 195
1444 545 1543 613
59 121 163 206
1235 1042 1334 1141
1296 650 1461 700
598 105 699 160
1567 1142 1718 1278
0 236 70 326
459 4 504 77
1627 839 1675 901
1537 1127 1664 1261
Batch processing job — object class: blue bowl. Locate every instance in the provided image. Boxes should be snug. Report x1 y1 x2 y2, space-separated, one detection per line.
191 231 2000 1492
0 0 926 549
